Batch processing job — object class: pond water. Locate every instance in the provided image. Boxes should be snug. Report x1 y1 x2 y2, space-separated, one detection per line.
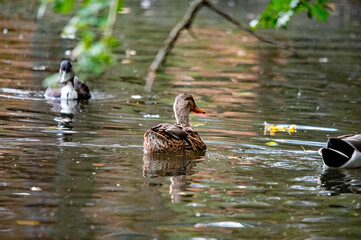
0 0 361 239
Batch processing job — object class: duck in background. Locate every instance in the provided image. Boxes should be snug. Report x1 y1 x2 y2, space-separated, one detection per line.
44 60 91 100
319 134 361 168
144 93 207 154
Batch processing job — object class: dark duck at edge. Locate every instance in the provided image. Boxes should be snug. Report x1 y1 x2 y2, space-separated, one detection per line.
319 134 361 168
143 93 207 154
44 60 91 100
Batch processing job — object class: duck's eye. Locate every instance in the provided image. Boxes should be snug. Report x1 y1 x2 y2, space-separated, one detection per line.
185 97 192 101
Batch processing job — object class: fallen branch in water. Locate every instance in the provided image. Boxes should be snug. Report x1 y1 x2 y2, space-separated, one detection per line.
145 0 295 92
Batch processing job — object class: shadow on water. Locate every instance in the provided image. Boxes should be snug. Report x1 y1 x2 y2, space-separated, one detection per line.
321 168 361 194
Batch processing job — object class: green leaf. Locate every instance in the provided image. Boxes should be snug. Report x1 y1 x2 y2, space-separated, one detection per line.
53 0 76 14
117 0 124 12
313 4 330 21
44 0 121 86
250 0 331 29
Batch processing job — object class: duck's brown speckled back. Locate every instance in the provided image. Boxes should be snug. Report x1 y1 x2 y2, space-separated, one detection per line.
143 123 206 154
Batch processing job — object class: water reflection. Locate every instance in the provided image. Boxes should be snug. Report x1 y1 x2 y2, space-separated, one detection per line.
143 153 204 202
47 99 89 129
320 168 361 194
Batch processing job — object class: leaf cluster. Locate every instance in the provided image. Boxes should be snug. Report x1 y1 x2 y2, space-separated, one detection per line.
250 0 331 29
41 0 122 87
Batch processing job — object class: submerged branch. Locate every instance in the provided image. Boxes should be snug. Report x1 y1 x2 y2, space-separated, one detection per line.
145 0 295 92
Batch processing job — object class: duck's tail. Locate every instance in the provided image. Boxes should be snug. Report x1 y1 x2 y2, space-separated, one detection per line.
319 138 354 167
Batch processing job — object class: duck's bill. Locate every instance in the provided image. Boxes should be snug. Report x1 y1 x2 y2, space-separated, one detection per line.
59 71 73 83
193 106 206 114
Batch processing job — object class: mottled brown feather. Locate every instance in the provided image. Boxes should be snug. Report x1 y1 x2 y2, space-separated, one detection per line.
144 123 206 154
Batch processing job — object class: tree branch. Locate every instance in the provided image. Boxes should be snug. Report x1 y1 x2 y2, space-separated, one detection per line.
145 0 204 92
202 0 296 53
145 0 295 92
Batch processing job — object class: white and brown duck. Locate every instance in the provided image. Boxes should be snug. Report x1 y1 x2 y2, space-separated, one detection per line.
144 93 207 154
44 60 91 100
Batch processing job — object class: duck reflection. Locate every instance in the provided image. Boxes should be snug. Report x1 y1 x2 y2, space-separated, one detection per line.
320 168 361 194
143 153 204 202
47 98 88 128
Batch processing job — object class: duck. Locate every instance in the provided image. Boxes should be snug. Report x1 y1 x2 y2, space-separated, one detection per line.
319 134 361 168
144 93 207 154
44 60 91 100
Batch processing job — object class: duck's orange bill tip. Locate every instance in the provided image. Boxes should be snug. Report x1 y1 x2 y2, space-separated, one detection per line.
193 106 206 114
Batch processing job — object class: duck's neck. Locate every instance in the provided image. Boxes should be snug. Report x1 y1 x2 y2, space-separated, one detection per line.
61 80 78 99
174 108 190 126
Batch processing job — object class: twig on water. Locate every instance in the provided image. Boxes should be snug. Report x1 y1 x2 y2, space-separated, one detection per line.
145 0 296 92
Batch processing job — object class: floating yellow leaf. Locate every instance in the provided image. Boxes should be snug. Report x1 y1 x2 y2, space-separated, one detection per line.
264 122 297 135
39 126 59 129
267 141 278 146
17 220 40 226
92 163 104 167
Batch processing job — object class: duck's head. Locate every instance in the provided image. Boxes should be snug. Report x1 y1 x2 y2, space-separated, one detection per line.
59 60 75 83
173 93 205 125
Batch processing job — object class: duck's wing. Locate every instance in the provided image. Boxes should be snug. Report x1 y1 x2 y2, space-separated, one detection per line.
74 76 91 99
150 123 189 143
339 134 361 152
44 87 61 99
164 124 189 141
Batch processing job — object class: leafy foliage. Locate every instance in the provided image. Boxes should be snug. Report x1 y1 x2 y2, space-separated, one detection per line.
40 0 122 87
250 0 332 29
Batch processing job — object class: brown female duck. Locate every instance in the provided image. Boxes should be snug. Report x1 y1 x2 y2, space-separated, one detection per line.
144 93 207 154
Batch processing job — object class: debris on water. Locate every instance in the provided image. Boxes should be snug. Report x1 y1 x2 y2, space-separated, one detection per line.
126 49 137 57
131 95 142 99
264 122 338 136
267 141 278 147
121 59 132 64
17 220 40 226
12 193 31 196
300 146 314 152
92 163 104 167
194 221 246 228
30 186 42 192
32 65 47 71
264 122 296 135
143 114 160 118
319 57 328 63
